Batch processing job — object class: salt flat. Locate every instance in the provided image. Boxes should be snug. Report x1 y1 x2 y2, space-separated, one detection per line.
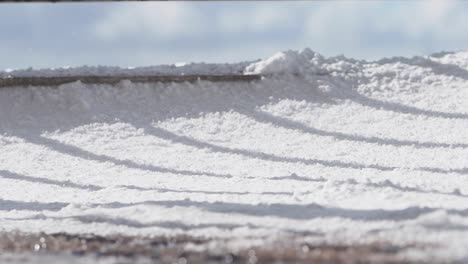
1 49 468 262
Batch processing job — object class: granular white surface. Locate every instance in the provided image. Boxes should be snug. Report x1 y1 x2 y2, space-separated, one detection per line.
1 49 468 262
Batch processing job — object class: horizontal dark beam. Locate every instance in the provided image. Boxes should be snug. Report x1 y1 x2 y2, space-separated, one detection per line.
1 0 308 3
0 74 262 88
1 0 181 2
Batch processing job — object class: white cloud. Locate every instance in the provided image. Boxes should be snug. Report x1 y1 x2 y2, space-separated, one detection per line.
376 0 459 38
304 1 461 38
95 2 302 41
303 2 381 54
302 0 468 58
94 3 206 40
217 4 297 34
420 0 456 24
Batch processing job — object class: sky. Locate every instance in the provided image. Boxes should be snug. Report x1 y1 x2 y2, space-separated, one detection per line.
1 0 468 69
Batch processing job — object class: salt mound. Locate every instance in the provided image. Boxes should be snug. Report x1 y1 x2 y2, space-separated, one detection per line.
430 51 468 71
244 48 364 77
244 48 324 75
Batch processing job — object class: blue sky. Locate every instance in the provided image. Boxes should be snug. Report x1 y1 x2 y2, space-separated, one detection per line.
1 0 468 69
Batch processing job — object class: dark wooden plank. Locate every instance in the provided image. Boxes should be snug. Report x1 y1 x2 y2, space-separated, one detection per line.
0 75 262 88
2 0 159 2
1 0 177 2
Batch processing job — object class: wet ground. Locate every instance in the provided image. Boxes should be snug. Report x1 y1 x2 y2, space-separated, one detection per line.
0 232 434 263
